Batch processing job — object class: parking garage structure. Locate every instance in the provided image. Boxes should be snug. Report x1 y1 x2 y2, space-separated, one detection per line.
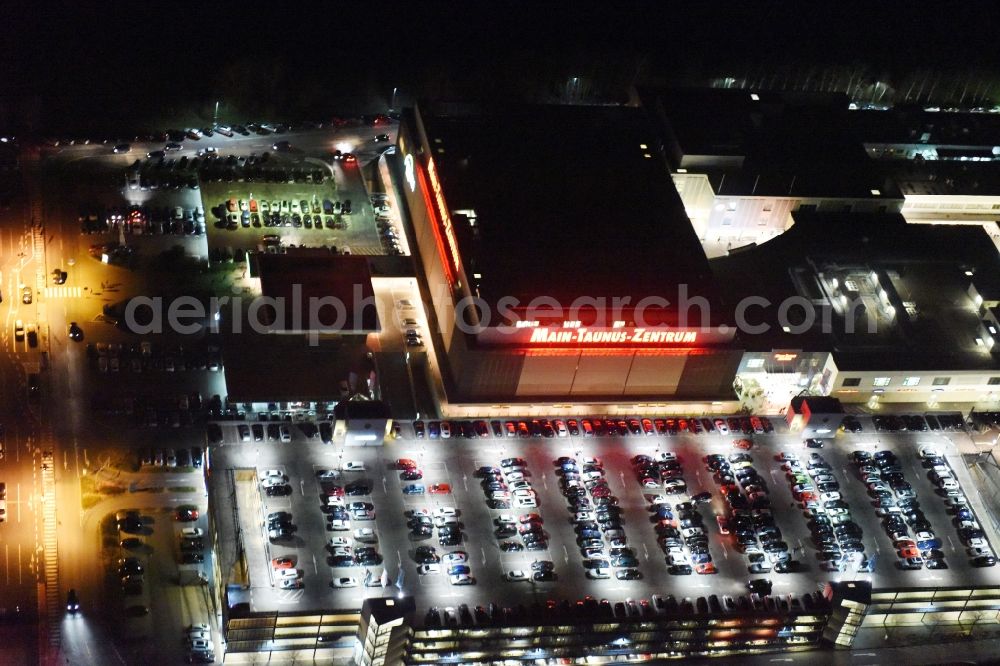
394 101 743 410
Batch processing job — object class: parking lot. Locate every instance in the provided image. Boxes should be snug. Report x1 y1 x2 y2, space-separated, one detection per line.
200 154 382 255
210 414 1000 619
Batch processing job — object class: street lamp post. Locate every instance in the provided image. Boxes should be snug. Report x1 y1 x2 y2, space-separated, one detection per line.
391 88 398 112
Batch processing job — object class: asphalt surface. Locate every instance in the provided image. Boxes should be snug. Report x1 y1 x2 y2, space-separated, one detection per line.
209 418 1000 622
0 120 400 664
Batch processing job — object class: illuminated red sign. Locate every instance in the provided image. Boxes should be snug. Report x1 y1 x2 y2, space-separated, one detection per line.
415 155 462 287
530 328 698 345
476 326 733 348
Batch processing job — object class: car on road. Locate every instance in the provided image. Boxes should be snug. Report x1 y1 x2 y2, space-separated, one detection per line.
442 551 468 565
449 574 475 585
354 528 377 542
615 568 642 580
271 557 295 570
331 577 358 588
342 461 365 472
429 484 452 494
175 506 199 522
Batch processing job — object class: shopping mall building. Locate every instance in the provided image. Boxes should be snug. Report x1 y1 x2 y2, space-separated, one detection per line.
393 102 744 414
389 99 1000 415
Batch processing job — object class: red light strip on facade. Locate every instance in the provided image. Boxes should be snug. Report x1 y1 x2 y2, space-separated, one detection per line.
425 157 463 285
416 158 455 286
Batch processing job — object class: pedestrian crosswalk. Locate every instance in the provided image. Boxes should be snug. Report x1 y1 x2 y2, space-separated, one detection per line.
43 286 82 299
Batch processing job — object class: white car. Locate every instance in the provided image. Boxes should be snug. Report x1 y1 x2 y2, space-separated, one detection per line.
331 577 358 588
585 568 611 579
261 477 286 489
418 563 441 575
317 469 341 480
582 471 604 481
582 457 602 467
328 520 350 531
657 452 678 462
667 553 690 566
409 508 431 517
939 479 960 490
342 461 365 472
681 527 704 538
968 537 988 549
276 568 300 579
504 471 526 482
331 547 353 557
496 513 515 524
449 574 475 586
504 570 529 581
280 578 303 589
353 528 377 542
181 527 204 538
442 551 468 565
186 623 211 637
259 469 285 480
440 422 452 439
650 496 671 506
433 507 459 517
820 491 841 502
509 480 532 491
189 638 212 651
434 516 459 527
328 537 350 548
514 496 538 508
512 489 536 498
919 446 941 459
574 511 595 523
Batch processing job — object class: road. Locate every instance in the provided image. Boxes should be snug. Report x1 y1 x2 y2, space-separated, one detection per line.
0 121 393 665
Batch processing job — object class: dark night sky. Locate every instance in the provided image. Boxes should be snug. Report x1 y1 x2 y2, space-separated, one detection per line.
3 2 1000 133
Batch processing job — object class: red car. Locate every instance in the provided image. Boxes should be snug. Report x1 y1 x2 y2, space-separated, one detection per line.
396 458 417 470
716 515 730 535
174 506 199 522
271 557 295 570
695 562 718 575
733 438 754 451
519 513 543 524
401 469 423 481
429 483 451 495
325 485 345 497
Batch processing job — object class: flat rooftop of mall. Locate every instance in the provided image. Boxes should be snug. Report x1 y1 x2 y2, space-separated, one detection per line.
414 101 724 324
